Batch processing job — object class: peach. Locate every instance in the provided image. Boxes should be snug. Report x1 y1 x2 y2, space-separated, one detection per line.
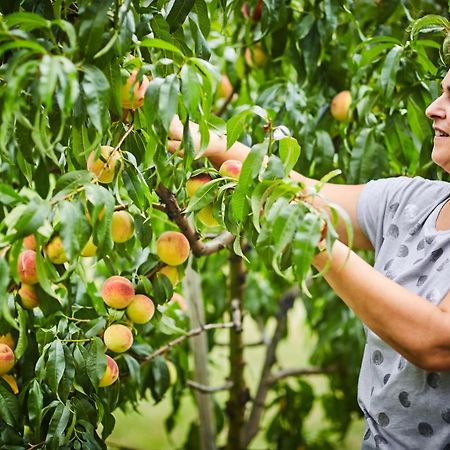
244 43 267 68
45 236 68 264
166 359 177 385
198 207 220 228
17 250 38 285
18 283 39 309
99 355 119 387
87 145 122 184
156 231 190 266
0 344 15 375
216 75 233 100
126 294 155 324
23 235 36 251
331 90 352 122
2 374 18 394
120 70 150 110
0 333 15 350
171 292 188 312
186 173 213 198
81 236 97 257
111 211 134 243
101 276 135 309
158 265 180 286
103 324 133 353
219 160 242 180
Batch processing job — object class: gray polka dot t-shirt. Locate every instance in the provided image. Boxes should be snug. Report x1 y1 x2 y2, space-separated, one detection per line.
356 176 450 449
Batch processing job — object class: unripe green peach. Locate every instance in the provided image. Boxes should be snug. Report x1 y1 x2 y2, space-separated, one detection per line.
23 235 36 251
81 236 97 257
198 207 220 228
18 283 39 309
219 160 242 180
126 294 155 324
330 90 352 122
46 236 68 264
99 355 119 387
158 265 180 286
0 344 15 376
87 145 122 184
186 173 213 198
101 276 135 309
120 70 150 110
103 324 133 353
171 292 188 312
17 250 38 285
2 374 18 394
0 333 15 351
111 211 134 243
156 232 190 266
166 359 177 385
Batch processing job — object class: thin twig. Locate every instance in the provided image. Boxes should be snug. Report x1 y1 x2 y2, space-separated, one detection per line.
187 379 233 393
267 366 338 385
216 86 236 117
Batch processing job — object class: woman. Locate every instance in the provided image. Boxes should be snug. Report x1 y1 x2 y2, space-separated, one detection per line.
168 69 450 448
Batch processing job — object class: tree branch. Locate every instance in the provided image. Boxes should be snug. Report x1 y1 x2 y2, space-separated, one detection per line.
155 183 234 256
243 287 300 448
187 379 233 393
267 366 338 386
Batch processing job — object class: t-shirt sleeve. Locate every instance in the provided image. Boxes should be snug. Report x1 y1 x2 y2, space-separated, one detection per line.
357 176 412 252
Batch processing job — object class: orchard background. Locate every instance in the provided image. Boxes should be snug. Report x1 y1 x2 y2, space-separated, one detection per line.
0 1 449 449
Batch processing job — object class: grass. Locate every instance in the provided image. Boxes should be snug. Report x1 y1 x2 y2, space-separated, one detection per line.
107 301 365 449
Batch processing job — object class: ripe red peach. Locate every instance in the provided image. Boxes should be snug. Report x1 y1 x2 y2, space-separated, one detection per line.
330 90 352 122
120 70 150 110
186 173 213 198
0 344 15 376
45 236 68 264
126 294 155 324
244 43 267 68
219 160 242 180
0 333 15 350
17 250 38 285
111 211 134 243
216 75 233 100
158 265 180 286
156 232 190 266
87 145 122 184
101 276 135 309
2 374 18 394
103 324 133 353
99 355 119 387
18 283 39 309
23 235 36 251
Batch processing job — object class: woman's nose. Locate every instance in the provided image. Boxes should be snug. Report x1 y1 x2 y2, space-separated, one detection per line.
426 96 445 120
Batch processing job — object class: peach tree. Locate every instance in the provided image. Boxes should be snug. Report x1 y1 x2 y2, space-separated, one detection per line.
0 1 448 449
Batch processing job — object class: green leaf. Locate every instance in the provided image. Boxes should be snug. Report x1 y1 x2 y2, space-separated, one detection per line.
46 401 72 445
181 64 202 115
0 184 22 206
166 0 196 33
158 74 180 131
54 170 93 196
47 340 66 393
0 381 20 427
86 337 106 387
14 305 28 360
5 12 51 30
82 65 111 133
185 178 221 213
4 200 51 239
226 109 252 149
409 14 450 40
380 45 403 98
27 379 43 432
159 314 187 335
139 37 185 56
292 212 322 283
279 137 301 175
59 201 90 259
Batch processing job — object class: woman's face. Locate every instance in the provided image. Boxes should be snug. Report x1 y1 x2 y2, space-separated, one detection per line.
426 70 450 173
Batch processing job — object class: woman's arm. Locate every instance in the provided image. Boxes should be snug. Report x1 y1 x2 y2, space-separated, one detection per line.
168 116 372 249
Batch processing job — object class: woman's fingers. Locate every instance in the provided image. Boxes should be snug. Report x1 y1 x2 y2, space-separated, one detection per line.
167 139 183 155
